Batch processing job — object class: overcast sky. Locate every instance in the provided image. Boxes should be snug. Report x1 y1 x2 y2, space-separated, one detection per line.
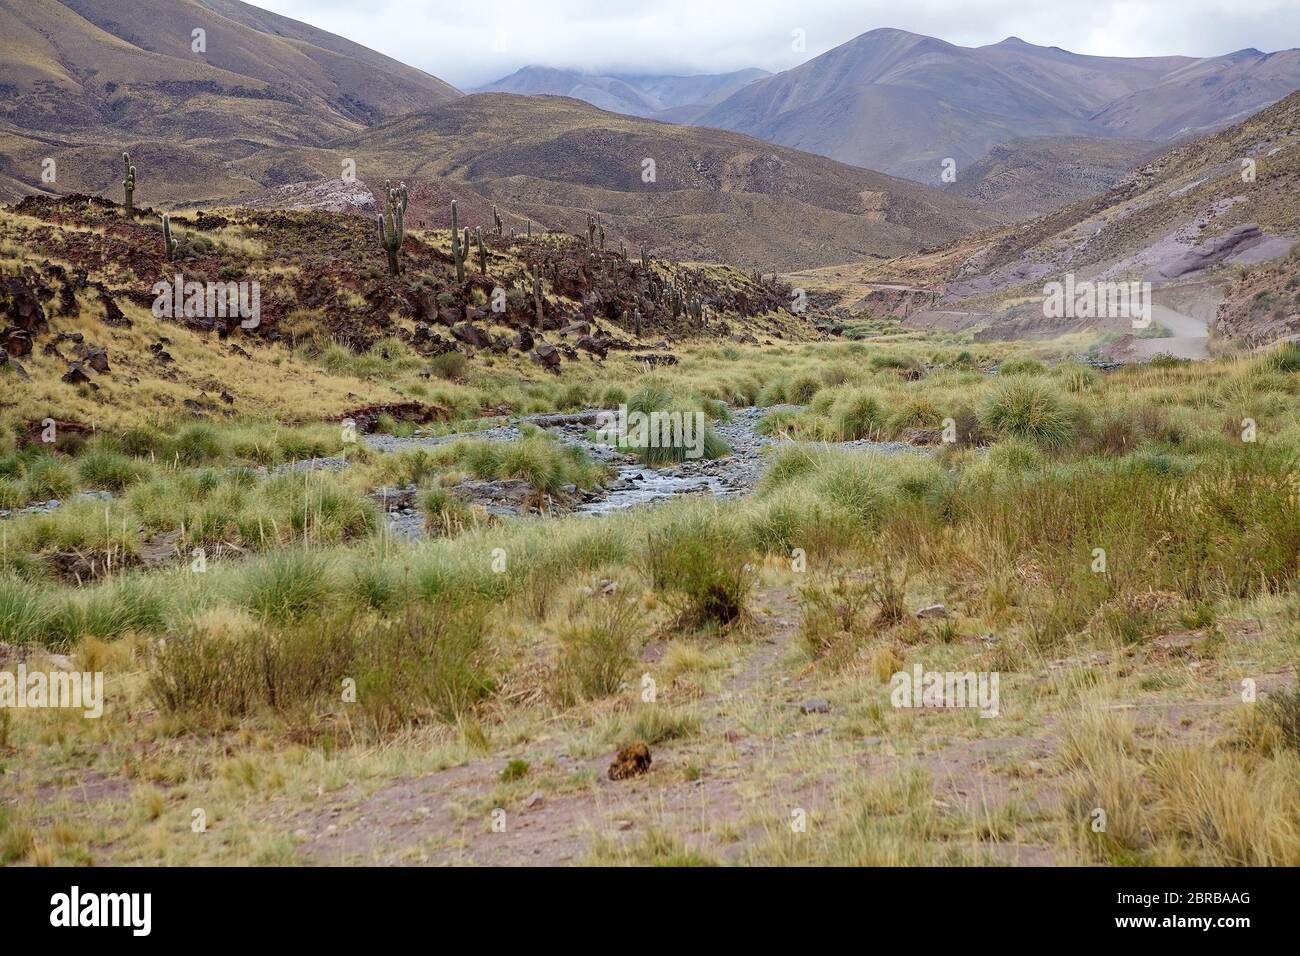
248 0 1300 90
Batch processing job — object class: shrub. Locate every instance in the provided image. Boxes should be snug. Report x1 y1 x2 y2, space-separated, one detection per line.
149 613 353 718
554 594 642 703
422 487 474 536
150 603 492 731
166 423 224 466
77 447 146 492
985 439 1047 475
643 508 753 628
1262 684 1300 753
998 358 1045 376
23 458 76 500
352 604 493 730
1057 362 1101 394
1265 341 1300 374
979 379 1075 448
756 409 800 437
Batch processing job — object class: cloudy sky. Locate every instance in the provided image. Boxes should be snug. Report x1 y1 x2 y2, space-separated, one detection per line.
249 0 1300 90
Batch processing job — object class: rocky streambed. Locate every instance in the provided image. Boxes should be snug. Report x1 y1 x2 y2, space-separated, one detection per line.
2 407 928 539
359 405 926 537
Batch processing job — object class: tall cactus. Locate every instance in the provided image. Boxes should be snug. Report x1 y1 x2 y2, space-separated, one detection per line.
492 205 503 237
122 153 136 220
531 266 544 326
640 243 650 272
450 200 464 283
475 226 487 275
376 180 408 276
161 213 177 260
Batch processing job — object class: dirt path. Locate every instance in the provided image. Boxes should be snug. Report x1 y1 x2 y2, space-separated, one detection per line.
280 584 1069 866
1128 302 1210 361
287 587 813 865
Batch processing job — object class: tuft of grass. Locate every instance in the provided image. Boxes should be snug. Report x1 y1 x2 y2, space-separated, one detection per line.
979 378 1075 449
236 551 335 624
0 574 47 644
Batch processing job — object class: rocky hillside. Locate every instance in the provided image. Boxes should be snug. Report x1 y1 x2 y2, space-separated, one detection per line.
949 136 1160 219
790 89 1300 343
0 191 814 426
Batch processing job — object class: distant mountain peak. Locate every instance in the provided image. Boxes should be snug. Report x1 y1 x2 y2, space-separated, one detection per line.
697 28 1300 184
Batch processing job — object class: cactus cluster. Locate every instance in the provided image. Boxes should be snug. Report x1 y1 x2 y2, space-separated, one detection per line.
376 180 409 276
122 152 136 220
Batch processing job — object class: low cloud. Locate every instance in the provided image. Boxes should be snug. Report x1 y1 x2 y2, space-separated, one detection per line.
250 0 1300 89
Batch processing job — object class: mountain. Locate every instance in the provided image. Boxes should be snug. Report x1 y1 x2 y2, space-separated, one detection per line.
476 67 770 123
1090 48 1300 139
696 29 1300 185
0 5 999 271
0 0 460 145
230 93 1005 272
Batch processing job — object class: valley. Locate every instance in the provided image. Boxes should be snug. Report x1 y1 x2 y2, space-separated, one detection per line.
1 0 1299 875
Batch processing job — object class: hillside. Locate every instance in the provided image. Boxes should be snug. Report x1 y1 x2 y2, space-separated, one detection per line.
229 93 1004 272
696 29 1300 184
0 0 462 202
949 136 1161 218
0 0 459 141
792 89 1300 343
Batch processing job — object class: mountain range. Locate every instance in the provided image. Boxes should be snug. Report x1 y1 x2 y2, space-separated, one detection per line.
490 29 1300 187
3 2 1299 273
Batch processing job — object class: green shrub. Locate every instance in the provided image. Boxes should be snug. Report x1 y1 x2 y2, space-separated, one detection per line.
23 458 76 500
429 351 468 380
787 373 823 405
77 447 147 492
166 423 224 466
643 507 753 628
352 604 494 730
1265 341 1300 374
1056 362 1101 394
421 487 474 536
554 594 641 703
998 358 1045 376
